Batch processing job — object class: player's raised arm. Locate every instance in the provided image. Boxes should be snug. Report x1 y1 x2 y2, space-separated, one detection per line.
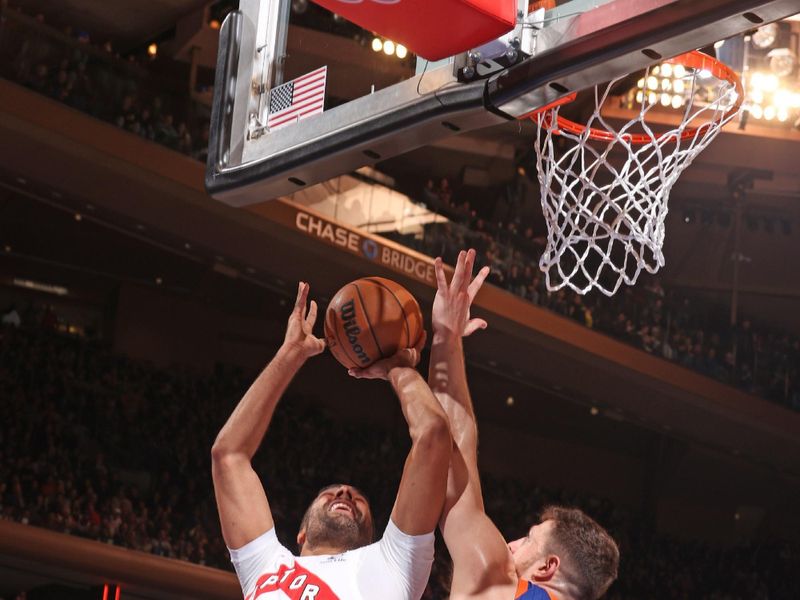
349 334 452 536
430 250 488 499
429 250 518 599
211 282 325 550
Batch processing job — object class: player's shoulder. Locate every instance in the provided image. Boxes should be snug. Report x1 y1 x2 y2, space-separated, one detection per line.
379 519 436 550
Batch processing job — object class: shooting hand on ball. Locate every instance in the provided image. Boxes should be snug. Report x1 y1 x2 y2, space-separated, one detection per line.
348 331 427 380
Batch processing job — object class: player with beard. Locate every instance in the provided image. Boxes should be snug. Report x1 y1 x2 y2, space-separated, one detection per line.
212 281 451 600
428 250 619 600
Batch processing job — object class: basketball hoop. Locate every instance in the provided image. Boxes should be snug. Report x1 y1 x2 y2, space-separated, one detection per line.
528 51 743 296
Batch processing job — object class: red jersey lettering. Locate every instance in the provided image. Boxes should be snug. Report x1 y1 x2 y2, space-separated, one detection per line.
251 563 340 600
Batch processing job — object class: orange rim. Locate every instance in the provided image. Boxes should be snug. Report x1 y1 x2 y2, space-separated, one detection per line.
528 51 744 144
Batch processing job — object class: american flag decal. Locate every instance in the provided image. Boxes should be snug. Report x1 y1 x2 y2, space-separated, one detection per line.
267 66 327 131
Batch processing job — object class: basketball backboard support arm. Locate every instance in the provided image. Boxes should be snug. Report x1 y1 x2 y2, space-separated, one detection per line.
487 0 800 118
205 0 799 207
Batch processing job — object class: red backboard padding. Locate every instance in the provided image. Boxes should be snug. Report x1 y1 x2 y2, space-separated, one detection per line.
311 0 516 61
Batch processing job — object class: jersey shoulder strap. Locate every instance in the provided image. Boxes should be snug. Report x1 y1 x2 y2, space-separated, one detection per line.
515 580 554 600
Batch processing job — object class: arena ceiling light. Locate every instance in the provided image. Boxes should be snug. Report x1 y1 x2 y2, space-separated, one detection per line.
12 278 69 296
767 48 797 77
371 36 408 59
751 22 779 48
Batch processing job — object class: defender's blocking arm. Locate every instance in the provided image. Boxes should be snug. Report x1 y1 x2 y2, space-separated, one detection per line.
429 250 518 599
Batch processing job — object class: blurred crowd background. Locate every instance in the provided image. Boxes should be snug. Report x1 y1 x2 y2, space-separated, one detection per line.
1 3 796 413
2 2 800 599
1 318 799 599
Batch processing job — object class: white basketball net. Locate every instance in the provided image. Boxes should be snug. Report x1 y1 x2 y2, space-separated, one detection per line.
533 60 742 296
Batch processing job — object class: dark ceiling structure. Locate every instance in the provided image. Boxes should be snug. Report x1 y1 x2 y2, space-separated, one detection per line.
14 0 209 48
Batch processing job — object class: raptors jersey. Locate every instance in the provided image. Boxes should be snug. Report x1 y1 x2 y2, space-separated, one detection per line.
515 580 555 600
229 520 434 600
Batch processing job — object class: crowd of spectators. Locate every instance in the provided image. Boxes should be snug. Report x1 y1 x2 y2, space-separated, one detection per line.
0 2 210 160
0 314 416 581
387 177 800 412
2 317 800 598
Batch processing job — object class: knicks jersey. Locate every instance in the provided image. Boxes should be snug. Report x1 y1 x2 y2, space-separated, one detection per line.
515 580 554 600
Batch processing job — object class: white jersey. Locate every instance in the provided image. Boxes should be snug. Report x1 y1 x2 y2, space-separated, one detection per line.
229 520 435 600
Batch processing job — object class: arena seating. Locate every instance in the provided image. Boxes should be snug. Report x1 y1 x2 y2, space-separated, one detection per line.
1 319 798 598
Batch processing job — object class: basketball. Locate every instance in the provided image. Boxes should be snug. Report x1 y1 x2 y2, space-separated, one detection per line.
324 277 424 370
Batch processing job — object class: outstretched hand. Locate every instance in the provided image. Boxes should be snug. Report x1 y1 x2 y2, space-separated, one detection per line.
348 331 427 380
283 281 326 358
433 249 490 339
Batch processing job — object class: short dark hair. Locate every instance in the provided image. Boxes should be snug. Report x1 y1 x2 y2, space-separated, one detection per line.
540 506 619 600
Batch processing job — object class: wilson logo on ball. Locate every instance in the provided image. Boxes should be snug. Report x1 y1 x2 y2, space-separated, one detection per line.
340 300 371 364
325 277 422 370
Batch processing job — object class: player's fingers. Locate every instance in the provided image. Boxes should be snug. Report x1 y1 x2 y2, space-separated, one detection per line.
399 346 422 368
413 329 427 353
350 366 386 380
468 266 490 302
305 300 318 328
434 257 448 293
348 367 371 379
462 249 476 292
464 318 488 337
450 250 467 291
294 281 308 315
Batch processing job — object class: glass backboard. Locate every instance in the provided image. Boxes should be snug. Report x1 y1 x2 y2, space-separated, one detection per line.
205 0 799 206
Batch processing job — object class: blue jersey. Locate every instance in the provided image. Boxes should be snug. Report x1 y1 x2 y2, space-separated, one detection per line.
515 580 554 600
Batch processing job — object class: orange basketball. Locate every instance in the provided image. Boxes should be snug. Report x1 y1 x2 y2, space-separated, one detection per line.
324 277 424 370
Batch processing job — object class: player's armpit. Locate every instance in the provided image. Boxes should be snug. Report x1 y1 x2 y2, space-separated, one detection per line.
211 451 274 550
446 513 517 599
